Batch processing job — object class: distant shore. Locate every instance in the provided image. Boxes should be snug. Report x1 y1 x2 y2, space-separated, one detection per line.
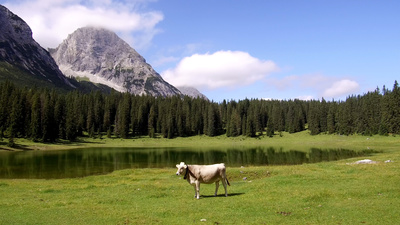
1 131 399 153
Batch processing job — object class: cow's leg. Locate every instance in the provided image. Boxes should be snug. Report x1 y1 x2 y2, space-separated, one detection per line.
221 178 228 197
193 185 197 198
195 181 200 199
214 181 220 196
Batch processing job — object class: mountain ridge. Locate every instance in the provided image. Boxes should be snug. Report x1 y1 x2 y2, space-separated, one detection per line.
0 5 207 99
50 26 182 97
0 5 74 89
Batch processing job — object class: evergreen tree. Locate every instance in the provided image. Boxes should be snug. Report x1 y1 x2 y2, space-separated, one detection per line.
65 93 77 141
167 108 175 139
388 81 400 134
41 91 55 142
206 104 215 137
379 85 390 135
116 93 131 138
266 116 274 137
272 102 285 132
246 113 256 137
30 92 41 141
308 100 321 135
3 80 400 142
148 105 157 138
286 102 296 133
227 108 241 137
319 98 328 133
327 102 337 134
54 95 66 139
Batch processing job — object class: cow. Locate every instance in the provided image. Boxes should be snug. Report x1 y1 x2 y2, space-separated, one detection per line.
175 162 230 199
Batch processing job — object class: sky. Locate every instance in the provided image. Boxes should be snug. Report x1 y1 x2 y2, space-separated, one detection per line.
1 0 399 102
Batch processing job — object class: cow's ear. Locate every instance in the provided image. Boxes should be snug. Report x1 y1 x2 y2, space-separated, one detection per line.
176 164 179 168
183 164 187 169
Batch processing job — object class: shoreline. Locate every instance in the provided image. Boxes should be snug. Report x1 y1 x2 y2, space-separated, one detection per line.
1 131 399 152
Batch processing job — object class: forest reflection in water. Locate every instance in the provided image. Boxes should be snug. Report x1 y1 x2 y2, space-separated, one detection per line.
0 147 376 179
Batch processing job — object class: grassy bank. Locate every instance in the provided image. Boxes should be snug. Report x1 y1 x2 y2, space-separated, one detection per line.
0 156 399 224
0 132 399 224
1 130 399 152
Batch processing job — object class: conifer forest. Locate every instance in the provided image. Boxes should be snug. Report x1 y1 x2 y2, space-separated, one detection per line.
1 80 400 144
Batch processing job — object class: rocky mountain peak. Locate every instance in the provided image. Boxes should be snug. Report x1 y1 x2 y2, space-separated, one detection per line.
0 5 73 88
0 5 32 44
177 86 208 100
51 26 181 97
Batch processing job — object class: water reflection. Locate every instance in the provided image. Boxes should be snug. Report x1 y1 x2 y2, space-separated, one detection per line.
0 147 375 179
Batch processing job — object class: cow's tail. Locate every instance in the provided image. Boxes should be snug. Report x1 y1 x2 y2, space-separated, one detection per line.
226 178 231 186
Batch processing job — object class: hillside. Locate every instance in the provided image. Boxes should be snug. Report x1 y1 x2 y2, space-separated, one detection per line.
0 5 74 90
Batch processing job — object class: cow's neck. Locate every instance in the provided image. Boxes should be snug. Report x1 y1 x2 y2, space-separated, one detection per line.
184 166 189 179
184 165 196 180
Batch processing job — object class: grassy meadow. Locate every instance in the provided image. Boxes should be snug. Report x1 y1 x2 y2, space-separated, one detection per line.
0 132 399 224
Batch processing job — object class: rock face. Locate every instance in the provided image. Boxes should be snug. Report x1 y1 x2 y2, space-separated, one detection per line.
177 86 208 100
0 5 73 88
50 27 181 97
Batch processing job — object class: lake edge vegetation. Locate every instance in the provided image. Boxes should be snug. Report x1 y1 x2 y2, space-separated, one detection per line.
0 149 399 224
1 80 400 148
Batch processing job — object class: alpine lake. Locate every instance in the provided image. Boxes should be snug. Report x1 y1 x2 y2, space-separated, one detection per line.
0 146 376 179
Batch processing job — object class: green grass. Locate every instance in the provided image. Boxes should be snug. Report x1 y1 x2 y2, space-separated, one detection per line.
2 130 398 152
0 158 399 224
1 132 400 224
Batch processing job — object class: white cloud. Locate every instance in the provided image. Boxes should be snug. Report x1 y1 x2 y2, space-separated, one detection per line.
162 50 278 90
295 95 314 101
3 0 162 49
323 79 360 98
266 73 360 99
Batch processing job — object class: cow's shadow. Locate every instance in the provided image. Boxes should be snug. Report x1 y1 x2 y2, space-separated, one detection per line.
201 193 244 198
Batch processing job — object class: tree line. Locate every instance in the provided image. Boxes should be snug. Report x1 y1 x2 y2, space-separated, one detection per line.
1 80 400 145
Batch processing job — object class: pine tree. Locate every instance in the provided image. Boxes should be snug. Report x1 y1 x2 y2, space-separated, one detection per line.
308 100 321 135
379 85 390 135
266 116 274 137
272 102 285 132
148 105 157 138
30 92 41 142
246 113 256 137
0 81 14 139
319 98 328 133
117 93 131 138
54 95 66 139
327 102 337 134
207 104 216 137
227 109 241 137
388 81 400 134
65 93 77 141
286 102 296 133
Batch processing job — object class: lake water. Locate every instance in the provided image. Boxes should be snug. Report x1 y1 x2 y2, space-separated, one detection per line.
0 147 375 179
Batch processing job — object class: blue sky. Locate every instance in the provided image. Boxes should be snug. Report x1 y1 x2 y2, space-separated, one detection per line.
2 0 399 102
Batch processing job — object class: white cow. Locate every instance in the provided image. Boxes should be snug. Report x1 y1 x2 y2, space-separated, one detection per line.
176 162 230 199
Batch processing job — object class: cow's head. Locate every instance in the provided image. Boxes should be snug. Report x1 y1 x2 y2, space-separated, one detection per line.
176 162 187 176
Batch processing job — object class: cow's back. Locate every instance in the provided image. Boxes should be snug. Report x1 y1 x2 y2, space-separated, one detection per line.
191 163 226 184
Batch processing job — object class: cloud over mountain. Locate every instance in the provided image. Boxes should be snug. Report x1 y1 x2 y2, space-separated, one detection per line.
3 0 163 49
162 50 278 90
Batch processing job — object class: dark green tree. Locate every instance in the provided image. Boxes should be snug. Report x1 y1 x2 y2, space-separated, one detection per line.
30 92 41 142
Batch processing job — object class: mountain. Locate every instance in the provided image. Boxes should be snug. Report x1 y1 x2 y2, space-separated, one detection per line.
177 86 208 100
50 27 182 97
0 5 74 89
